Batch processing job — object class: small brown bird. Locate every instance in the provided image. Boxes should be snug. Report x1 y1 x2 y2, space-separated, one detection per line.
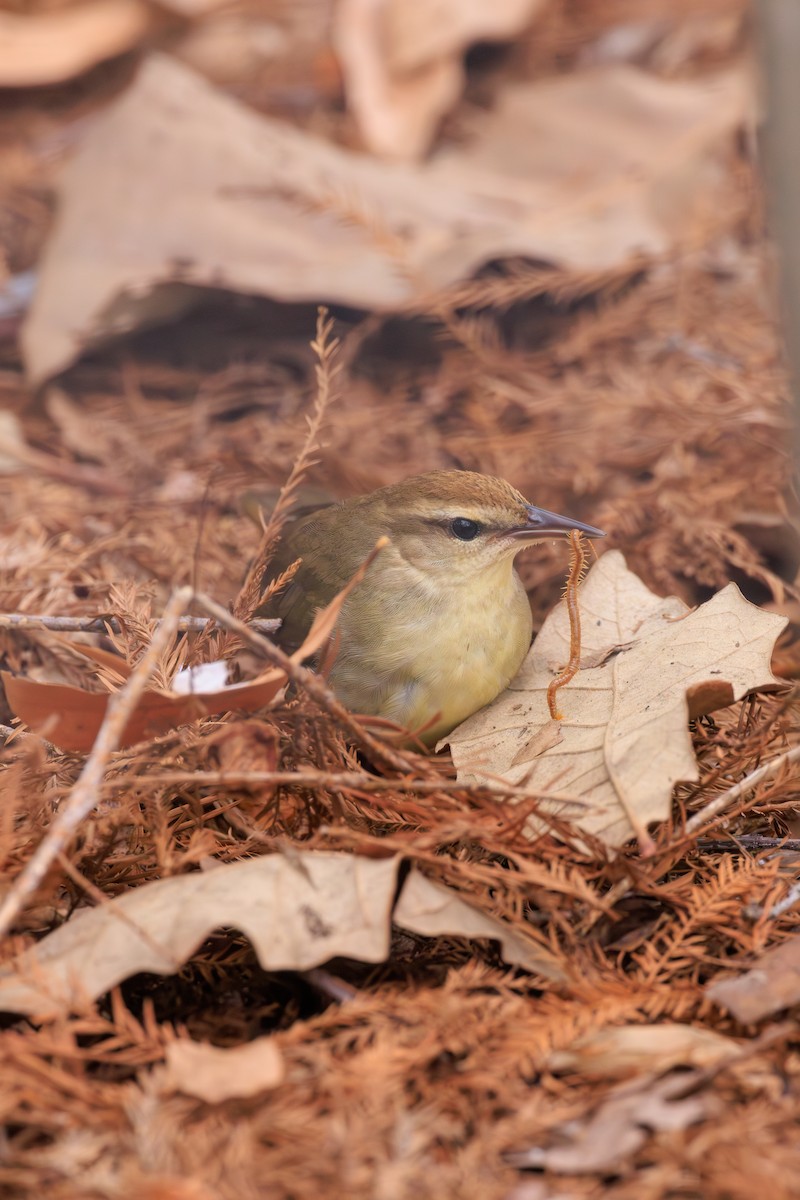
260 471 604 744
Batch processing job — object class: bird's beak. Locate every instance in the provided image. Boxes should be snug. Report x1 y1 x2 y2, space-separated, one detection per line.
507 505 606 542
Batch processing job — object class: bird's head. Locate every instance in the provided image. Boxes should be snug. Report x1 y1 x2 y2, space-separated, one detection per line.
360 470 604 584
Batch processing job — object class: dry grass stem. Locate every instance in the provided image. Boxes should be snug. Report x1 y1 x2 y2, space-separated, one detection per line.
0 613 280 635
233 307 340 622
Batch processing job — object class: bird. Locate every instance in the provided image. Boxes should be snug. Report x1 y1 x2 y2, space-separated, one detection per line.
258 470 604 745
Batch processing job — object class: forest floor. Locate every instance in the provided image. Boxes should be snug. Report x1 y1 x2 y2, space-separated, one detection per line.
2 2 800 1198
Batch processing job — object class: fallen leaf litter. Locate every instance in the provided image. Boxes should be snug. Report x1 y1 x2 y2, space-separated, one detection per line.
2 3 800 1199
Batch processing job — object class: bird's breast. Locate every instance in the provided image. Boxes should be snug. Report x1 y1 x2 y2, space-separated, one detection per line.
329 564 533 743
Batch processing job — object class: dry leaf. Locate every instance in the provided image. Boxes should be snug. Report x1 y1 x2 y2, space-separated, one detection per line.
547 1023 741 1078
433 65 750 263
162 1036 285 1103
707 934 800 1023
394 868 566 980
382 0 547 73
1 664 286 753
0 853 402 1019
507 1071 714 1174
0 0 154 87
334 0 460 162
22 55 751 384
0 854 563 1018
334 0 548 159
445 552 787 851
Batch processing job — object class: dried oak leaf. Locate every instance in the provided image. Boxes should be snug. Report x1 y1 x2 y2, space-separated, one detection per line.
444 551 787 852
547 1022 741 1079
334 0 548 160
394 869 563 979
161 1035 285 1104
0 857 562 1018
22 54 750 383
707 933 800 1023
0 853 400 1019
506 1070 715 1174
0 0 155 88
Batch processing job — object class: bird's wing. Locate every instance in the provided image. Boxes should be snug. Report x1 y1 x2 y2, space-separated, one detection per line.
255 505 366 653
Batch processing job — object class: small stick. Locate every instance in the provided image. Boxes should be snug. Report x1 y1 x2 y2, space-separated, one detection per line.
114 767 566 801
685 745 800 835
697 835 800 853
0 613 280 635
547 529 587 721
0 586 193 940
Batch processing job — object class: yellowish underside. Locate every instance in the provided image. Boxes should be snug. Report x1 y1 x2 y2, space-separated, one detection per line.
329 554 533 744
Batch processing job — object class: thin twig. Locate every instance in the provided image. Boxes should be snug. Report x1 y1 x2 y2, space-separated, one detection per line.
0 613 280 635
0 723 57 753
697 835 800 853
112 768 558 801
0 586 193 940
685 745 800 835
745 873 800 921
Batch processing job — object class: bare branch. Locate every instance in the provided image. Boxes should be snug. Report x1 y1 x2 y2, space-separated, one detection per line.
0 613 279 635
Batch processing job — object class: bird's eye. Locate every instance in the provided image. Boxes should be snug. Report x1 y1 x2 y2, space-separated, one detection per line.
450 517 482 541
